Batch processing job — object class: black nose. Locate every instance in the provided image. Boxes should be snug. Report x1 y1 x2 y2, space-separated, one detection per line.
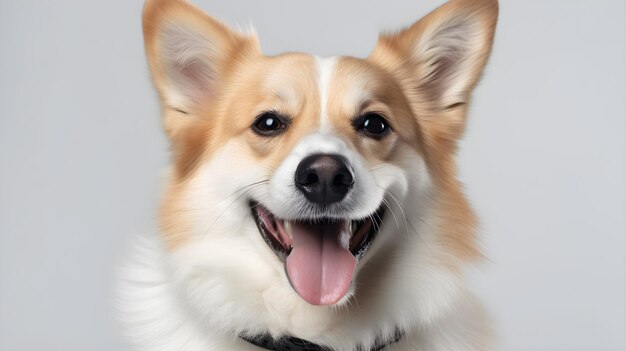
295 154 354 205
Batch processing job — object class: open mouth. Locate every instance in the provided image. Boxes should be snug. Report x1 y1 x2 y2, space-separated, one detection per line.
250 201 385 305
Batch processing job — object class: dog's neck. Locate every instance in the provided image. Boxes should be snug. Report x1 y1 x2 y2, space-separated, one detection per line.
240 330 404 351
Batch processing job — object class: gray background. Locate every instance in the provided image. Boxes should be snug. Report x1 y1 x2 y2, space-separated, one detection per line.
0 0 624 350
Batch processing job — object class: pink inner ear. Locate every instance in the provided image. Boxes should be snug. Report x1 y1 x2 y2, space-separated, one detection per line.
161 25 219 105
175 58 216 103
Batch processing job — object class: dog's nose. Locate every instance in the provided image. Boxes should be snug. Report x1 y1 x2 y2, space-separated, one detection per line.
295 154 354 205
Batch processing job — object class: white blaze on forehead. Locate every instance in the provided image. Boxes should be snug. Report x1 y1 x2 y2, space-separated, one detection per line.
315 56 338 132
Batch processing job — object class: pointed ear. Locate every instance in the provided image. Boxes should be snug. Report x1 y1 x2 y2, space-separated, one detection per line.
142 0 260 133
369 0 498 140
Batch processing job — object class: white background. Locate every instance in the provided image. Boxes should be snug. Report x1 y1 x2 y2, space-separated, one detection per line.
0 1 624 350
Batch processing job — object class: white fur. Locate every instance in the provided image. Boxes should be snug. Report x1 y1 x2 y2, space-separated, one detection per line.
118 137 491 350
315 56 337 133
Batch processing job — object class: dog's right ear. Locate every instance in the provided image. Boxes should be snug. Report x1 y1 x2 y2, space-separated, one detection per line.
142 0 260 136
369 0 498 145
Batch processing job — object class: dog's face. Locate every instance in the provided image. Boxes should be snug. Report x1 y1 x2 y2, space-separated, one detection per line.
142 0 497 340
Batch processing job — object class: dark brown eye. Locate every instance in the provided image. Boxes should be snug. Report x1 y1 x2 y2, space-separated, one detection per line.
353 113 391 139
252 112 288 136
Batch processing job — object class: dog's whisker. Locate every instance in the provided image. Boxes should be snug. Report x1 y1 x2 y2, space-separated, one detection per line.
383 188 410 233
380 195 401 231
203 180 269 237
378 187 433 251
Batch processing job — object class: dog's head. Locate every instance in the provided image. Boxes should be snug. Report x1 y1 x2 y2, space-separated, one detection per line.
142 0 497 341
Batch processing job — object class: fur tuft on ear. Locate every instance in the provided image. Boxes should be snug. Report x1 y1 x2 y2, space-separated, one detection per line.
370 0 498 140
142 0 260 125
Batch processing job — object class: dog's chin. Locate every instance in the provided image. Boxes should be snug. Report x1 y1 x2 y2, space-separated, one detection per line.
249 201 385 306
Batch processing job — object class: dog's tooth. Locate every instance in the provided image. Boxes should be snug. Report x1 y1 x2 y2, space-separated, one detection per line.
351 220 358 234
340 221 352 250
284 220 293 239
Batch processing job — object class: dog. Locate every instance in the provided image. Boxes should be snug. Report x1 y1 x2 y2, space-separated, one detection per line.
118 0 498 350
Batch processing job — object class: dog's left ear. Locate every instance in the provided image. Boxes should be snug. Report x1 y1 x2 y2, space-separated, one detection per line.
369 0 498 141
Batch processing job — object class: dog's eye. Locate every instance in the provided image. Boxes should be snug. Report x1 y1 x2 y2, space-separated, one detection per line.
353 113 391 139
252 112 288 136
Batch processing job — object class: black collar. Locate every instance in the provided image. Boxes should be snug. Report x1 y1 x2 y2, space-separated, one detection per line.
240 329 403 351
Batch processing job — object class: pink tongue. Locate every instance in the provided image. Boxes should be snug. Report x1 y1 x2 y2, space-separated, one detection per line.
286 221 356 305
